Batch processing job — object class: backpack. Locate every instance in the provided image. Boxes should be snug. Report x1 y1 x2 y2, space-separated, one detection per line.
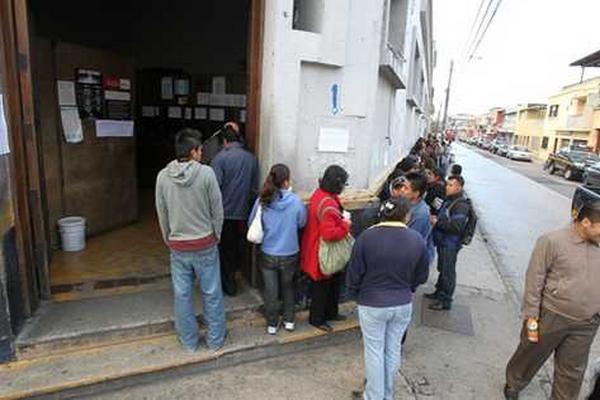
447 197 477 246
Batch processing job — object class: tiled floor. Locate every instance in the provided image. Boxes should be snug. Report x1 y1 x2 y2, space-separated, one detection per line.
49 211 169 300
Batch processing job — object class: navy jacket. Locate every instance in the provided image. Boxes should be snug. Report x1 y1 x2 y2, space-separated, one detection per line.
347 223 429 308
433 192 469 249
210 142 259 220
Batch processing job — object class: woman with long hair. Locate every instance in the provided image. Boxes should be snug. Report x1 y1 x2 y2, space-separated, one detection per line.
248 164 307 334
300 165 352 332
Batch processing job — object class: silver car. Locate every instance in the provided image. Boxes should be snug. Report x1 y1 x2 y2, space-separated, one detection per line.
507 146 533 162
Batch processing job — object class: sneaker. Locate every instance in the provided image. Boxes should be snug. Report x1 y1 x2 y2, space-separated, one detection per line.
267 325 278 335
283 321 295 332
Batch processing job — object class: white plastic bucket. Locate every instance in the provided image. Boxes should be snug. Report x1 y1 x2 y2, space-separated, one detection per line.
58 216 86 252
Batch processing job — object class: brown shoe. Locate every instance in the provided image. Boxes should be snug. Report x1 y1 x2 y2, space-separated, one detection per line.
428 301 451 311
503 384 519 400
311 323 333 333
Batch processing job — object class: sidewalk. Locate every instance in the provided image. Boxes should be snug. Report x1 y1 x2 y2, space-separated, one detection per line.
84 231 553 400
394 232 550 399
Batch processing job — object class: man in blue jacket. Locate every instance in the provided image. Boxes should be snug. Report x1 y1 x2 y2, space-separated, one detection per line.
211 124 258 296
427 175 469 311
395 172 434 263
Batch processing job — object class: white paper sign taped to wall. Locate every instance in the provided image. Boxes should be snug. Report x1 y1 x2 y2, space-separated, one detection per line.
60 106 84 144
0 95 9 155
95 120 134 138
318 127 350 153
57 80 77 106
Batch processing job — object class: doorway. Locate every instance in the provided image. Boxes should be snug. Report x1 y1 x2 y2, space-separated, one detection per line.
25 0 263 301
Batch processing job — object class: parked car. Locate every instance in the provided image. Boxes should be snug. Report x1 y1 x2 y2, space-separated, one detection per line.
497 144 510 157
583 161 600 188
545 148 600 181
480 140 492 150
506 146 533 162
490 140 508 154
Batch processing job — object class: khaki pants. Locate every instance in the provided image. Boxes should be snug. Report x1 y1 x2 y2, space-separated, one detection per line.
506 307 600 400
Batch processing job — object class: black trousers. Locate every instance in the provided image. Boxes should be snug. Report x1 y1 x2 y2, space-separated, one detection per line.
309 274 341 326
219 220 245 294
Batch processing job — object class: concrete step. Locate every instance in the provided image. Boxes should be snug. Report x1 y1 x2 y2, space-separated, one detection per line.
16 285 264 360
1 304 359 400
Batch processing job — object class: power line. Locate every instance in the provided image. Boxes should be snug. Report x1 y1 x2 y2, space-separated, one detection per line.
461 0 488 58
468 0 504 60
463 0 495 61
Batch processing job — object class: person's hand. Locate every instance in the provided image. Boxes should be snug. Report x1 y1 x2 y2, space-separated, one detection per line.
430 215 438 226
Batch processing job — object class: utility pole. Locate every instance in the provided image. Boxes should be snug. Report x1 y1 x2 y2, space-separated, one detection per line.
441 60 454 136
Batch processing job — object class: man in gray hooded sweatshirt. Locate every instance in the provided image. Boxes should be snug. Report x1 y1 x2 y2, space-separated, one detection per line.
155 128 226 351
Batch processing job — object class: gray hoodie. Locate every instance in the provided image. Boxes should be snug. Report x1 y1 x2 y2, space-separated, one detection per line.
155 160 224 243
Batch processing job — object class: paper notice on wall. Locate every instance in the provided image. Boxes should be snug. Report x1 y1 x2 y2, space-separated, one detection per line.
184 107 192 120
161 77 173 100
119 79 131 90
209 108 225 121
57 81 77 106
209 94 226 107
212 76 226 95
105 90 131 101
197 92 210 105
318 127 349 153
0 95 9 155
239 109 247 123
194 107 207 120
60 106 84 143
95 119 134 137
168 107 182 119
174 79 190 96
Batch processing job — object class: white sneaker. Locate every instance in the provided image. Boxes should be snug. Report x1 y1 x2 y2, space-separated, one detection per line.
284 321 295 332
267 326 278 335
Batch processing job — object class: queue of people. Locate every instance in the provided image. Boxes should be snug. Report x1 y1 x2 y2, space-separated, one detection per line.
157 127 538 400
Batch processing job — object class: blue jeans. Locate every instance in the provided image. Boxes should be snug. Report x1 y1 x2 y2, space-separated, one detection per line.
436 246 459 305
358 303 413 400
170 246 226 350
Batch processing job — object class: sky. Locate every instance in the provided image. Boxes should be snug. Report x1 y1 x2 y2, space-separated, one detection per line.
433 0 600 116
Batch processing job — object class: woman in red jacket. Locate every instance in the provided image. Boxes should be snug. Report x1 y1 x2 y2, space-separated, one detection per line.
301 165 352 332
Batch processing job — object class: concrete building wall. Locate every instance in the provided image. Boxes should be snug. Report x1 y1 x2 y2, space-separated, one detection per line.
259 0 434 196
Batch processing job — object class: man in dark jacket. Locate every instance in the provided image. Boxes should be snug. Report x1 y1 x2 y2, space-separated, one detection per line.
211 124 258 296
427 175 470 310
424 167 446 216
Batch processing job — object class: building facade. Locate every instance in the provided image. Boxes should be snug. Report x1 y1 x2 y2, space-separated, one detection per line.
260 0 435 194
512 104 547 159
543 77 600 158
0 0 435 362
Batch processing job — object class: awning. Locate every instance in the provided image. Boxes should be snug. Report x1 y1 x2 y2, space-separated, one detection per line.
570 50 600 67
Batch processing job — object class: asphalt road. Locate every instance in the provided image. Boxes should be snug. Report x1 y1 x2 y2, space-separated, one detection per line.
453 143 572 301
461 144 580 199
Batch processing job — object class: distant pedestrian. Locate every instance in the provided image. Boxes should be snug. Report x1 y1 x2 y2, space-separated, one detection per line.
301 165 352 332
155 128 226 352
379 156 418 202
427 175 470 310
424 167 446 215
347 197 429 400
211 124 259 296
450 164 462 176
248 164 307 334
504 200 600 400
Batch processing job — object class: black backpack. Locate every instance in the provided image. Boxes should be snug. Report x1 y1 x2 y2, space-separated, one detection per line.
447 197 478 246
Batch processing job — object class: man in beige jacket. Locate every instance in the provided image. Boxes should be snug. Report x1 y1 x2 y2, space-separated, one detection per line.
504 200 600 399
